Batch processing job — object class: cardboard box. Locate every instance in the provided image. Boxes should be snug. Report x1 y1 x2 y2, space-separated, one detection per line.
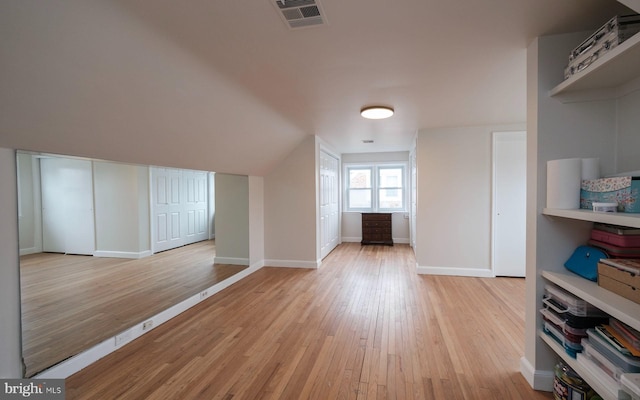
598 260 640 304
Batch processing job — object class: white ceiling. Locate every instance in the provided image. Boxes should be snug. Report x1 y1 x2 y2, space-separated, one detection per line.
112 0 629 154
0 0 632 175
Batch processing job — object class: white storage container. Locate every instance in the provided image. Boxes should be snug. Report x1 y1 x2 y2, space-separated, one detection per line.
544 283 608 317
621 374 640 400
593 202 618 213
582 338 625 381
587 329 640 373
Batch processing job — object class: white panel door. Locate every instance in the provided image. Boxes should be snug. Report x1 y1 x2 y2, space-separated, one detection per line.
183 169 209 245
320 150 339 259
152 167 184 253
492 131 527 277
41 157 95 255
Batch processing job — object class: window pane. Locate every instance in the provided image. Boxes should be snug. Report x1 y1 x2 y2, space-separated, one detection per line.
379 188 403 209
349 189 371 209
379 167 403 188
349 169 371 189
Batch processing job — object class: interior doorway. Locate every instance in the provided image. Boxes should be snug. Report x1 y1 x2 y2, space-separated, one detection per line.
492 131 526 277
40 157 95 255
319 150 340 259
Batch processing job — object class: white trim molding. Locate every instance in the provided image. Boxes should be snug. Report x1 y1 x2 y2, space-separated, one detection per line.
416 263 495 278
264 259 321 269
213 256 250 266
520 357 554 392
341 237 409 244
93 250 152 259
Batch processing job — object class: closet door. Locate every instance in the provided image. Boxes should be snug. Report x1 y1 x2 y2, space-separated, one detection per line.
41 157 95 255
320 150 339 259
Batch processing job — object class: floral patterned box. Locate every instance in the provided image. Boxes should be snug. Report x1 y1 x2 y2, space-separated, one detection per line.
580 176 640 212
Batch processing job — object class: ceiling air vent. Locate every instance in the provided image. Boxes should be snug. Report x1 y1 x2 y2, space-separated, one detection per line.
272 0 326 29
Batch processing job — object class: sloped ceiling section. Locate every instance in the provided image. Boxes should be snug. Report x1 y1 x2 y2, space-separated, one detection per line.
0 0 307 176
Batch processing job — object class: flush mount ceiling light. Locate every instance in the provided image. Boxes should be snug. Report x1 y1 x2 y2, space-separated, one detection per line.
360 106 394 119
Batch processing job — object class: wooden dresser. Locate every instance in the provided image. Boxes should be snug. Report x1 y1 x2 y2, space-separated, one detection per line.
361 213 393 246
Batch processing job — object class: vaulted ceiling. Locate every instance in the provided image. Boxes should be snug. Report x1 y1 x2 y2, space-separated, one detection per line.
0 0 631 175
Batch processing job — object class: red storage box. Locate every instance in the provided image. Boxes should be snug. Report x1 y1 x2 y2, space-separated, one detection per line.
592 229 640 247
588 239 640 258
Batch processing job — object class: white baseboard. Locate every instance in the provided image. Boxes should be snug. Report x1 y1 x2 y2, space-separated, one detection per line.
34 261 264 379
213 256 249 266
416 264 494 278
19 247 40 256
341 237 410 244
93 250 152 259
264 259 320 269
520 357 554 392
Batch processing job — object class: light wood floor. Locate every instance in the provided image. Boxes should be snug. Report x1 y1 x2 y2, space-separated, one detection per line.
20 240 247 377
66 243 552 400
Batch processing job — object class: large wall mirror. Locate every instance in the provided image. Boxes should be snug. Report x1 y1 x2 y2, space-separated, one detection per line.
16 150 250 377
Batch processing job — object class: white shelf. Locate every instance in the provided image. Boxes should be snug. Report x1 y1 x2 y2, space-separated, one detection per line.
549 31 640 98
539 330 619 400
542 271 640 332
543 208 640 229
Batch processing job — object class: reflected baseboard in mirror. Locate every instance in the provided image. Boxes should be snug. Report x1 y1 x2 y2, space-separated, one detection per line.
20 240 247 377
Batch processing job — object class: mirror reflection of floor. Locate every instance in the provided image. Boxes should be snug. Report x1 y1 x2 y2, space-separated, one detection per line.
20 240 247 377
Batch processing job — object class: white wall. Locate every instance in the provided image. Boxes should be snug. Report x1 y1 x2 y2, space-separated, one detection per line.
341 151 411 244
214 173 249 265
17 153 41 255
0 148 24 378
415 123 525 277
616 89 640 173
249 176 265 269
264 136 318 268
93 161 150 256
209 172 216 239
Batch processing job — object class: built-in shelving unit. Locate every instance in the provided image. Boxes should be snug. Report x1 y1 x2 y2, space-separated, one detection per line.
525 3 640 397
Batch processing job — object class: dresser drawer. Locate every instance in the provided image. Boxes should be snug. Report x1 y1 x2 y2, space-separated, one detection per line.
363 221 391 228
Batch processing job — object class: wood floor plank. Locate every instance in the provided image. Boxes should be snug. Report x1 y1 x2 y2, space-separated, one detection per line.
66 243 553 399
20 240 246 377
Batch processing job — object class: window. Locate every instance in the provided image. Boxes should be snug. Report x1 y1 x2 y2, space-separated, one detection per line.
347 167 372 209
345 164 406 212
378 166 403 210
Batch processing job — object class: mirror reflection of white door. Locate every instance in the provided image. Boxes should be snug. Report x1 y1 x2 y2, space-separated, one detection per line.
151 167 184 253
183 169 209 245
40 157 95 255
492 131 526 277
151 167 210 253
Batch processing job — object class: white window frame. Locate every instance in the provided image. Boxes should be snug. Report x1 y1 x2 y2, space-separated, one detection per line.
345 165 373 212
344 162 407 212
